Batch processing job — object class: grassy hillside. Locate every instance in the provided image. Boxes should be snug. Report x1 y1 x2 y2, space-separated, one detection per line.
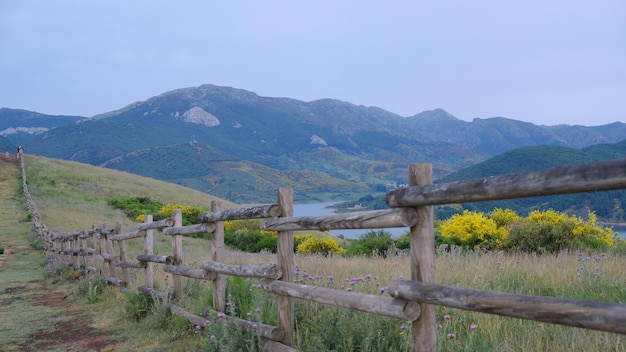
23 155 236 231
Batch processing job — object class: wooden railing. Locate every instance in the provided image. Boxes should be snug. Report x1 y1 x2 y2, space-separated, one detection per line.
23 154 626 351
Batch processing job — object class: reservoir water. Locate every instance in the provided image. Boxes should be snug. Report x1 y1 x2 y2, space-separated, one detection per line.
293 202 408 239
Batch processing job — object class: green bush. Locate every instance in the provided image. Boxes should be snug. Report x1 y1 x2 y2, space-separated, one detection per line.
225 229 277 253
347 230 394 257
108 197 163 220
0 245 4 255
395 232 410 250
77 275 103 304
501 220 578 254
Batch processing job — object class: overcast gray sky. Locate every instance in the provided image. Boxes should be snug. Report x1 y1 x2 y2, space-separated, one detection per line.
1 1 625 126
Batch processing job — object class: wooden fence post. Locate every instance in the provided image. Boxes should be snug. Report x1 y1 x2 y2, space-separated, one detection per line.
210 200 226 312
171 209 183 299
106 224 118 279
116 222 131 287
409 164 437 351
144 215 154 289
80 229 88 269
276 188 295 346
90 226 101 275
72 233 79 269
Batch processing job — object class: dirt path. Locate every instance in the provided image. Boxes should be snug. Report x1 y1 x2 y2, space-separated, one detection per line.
0 155 123 351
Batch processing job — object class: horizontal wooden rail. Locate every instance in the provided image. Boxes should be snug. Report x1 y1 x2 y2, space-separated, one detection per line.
260 208 418 232
386 158 626 207
101 253 117 261
101 276 122 286
170 304 211 328
198 204 281 223
99 227 117 235
204 308 285 341
137 286 169 299
201 261 282 279
163 265 216 280
137 254 174 265
259 279 420 321
117 261 146 269
52 234 77 242
136 218 174 230
388 279 626 334
262 339 298 352
162 222 216 236
111 230 144 241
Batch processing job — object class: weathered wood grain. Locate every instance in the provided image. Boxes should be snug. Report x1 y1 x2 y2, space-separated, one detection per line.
162 222 216 236
163 265 216 280
169 304 210 328
111 230 144 241
387 158 626 207
198 204 281 223
203 308 285 341
211 200 227 312
143 215 154 289
201 260 282 279
259 279 420 321
276 188 295 346
171 209 184 299
260 207 418 231
388 279 626 335
116 261 146 269
136 218 174 230
137 254 174 265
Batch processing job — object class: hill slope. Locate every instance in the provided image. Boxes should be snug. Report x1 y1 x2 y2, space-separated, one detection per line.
22 155 235 230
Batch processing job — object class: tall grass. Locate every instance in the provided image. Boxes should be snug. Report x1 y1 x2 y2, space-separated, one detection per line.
127 239 625 351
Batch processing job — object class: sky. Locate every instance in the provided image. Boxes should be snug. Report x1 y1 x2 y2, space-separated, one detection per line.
1 1 625 126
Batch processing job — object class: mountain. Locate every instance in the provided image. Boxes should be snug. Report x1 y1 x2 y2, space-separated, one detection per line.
2 84 625 204
0 108 83 136
404 109 626 155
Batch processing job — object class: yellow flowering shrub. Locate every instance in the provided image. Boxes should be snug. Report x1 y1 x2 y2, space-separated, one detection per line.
437 210 508 249
158 203 204 217
224 219 261 232
502 209 616 252
489 208 521 227
260 230 278 238
296 236 347 256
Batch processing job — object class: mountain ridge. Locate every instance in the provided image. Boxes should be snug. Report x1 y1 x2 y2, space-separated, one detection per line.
2 84 625 204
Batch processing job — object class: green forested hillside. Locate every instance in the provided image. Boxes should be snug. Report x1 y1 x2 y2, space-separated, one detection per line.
0 136 16 154
435 143 626 220
337 142 626 221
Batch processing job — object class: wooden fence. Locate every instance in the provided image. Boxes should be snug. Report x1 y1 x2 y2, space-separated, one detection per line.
23 154 626 351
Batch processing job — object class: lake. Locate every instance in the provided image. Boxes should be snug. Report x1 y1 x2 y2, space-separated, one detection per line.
294 202 626 240
293 202 409 239
611 225 626 239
